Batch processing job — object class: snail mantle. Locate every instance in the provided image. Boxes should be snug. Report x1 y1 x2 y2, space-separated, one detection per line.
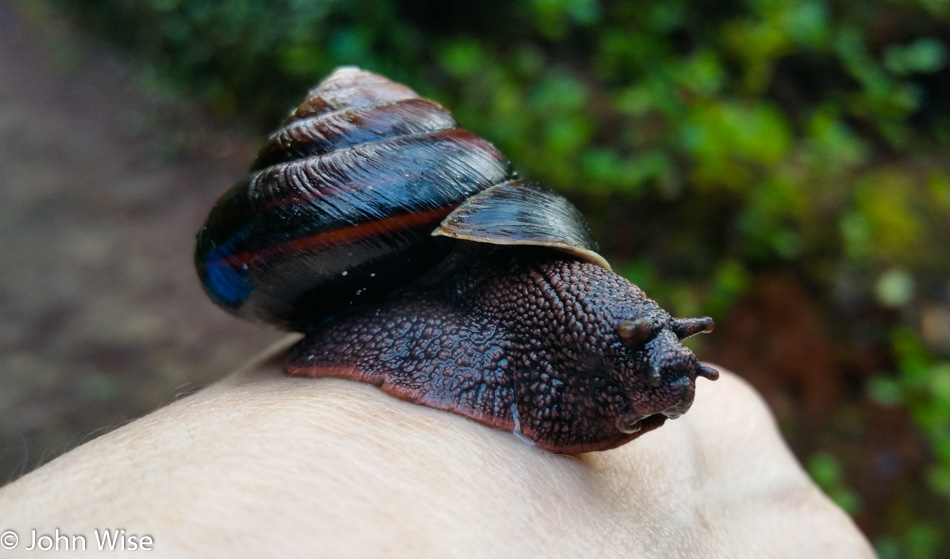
195 66 717 454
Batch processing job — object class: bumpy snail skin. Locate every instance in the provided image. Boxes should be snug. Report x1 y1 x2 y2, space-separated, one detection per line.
287 249 713 454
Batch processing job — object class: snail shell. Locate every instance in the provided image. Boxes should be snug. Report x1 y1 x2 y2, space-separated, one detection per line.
195 67 717 453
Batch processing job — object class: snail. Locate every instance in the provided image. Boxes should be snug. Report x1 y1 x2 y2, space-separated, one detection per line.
195 67 717 454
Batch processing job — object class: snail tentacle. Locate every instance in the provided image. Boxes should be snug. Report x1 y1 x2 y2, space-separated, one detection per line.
672 316 715 339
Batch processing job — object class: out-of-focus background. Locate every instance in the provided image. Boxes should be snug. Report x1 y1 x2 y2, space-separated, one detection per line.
1 0 948 555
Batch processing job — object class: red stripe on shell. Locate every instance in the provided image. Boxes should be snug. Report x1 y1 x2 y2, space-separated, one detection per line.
206 204 456 270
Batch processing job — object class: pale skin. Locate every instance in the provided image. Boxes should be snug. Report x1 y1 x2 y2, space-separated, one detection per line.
0 336 874 558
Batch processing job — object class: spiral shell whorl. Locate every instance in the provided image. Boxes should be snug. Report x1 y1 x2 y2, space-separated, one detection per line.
292 67 418 120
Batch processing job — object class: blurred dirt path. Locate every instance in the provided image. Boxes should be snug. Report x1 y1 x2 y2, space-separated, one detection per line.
0 3 280 482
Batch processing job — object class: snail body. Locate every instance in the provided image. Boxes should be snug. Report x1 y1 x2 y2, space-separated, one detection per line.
196 67 716 453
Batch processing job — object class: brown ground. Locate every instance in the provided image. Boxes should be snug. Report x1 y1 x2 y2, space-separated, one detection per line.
0 3 281 482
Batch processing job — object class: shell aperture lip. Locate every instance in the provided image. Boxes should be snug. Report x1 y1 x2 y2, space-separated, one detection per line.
434 180 610 270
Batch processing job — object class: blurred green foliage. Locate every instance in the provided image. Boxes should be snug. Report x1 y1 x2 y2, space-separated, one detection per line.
871 330 950 495
41 0 950 554
869 330 950 559
807 451 863 514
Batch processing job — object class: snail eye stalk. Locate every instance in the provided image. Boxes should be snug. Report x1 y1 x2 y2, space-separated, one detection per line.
672 317 714 340
616 316 654 347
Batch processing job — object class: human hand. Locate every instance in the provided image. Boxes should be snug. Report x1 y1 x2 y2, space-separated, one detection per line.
0 337 873 558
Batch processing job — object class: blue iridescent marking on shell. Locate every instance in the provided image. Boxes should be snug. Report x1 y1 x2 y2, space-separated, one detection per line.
199 239 251 305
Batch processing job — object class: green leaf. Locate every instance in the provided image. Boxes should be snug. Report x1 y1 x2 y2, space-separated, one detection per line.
884 38 948 75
